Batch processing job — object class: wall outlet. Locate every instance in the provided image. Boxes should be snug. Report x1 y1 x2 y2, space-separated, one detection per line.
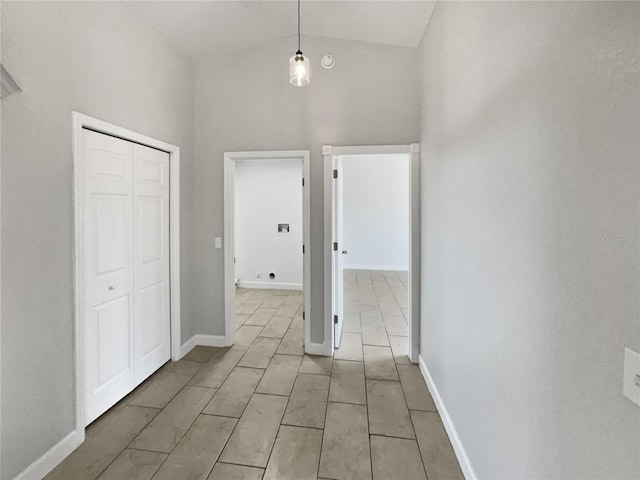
623 347 640 407
214 237 222 249
255 271 262 279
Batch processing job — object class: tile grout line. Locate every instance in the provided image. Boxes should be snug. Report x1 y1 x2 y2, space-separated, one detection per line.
261 355 298 476
142 379 219 476
149 307 273 478
350 269 410 479
88 403 161 480
382 270 429 478
221 292 302 476
317 352 335 480
210 289 288 477
206 291 297 478
88 352 215 479
199 410 242 479
72 281 433 480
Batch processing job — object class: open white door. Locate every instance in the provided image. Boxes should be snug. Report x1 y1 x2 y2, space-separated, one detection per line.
333 156 345 348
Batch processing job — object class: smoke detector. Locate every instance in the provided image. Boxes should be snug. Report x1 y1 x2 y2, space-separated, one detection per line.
321 55 335 69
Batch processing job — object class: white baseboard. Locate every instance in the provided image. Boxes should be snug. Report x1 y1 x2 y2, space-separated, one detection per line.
418 354 478 480
343 265 408 272
13 429 84 480
237 281 303 291
305 340 332 356
180 334 228 358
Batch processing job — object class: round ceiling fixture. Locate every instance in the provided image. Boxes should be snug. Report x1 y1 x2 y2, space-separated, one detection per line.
321 55 335 69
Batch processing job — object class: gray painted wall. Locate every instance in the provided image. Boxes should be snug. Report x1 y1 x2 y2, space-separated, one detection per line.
194 35 421 343
419 2 640 478
0 2 195 478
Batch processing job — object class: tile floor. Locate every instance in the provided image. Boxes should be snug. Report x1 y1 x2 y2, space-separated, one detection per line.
46 270 463 480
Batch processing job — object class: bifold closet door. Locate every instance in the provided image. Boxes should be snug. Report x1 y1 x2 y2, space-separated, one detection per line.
82 129 170 425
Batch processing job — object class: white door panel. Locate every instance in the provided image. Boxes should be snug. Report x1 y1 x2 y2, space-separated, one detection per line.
133 143 170 385
139 282 165 355
138 197 163 264
95 195 130 274
94 295 131 386
85 295 133 419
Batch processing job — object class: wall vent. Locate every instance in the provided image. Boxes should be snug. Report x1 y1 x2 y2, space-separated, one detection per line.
1 64 21 99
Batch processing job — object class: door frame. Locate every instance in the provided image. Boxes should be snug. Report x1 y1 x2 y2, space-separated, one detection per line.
72 112 181 437
323 144 421 362
332 155 345 349
223 150 311 350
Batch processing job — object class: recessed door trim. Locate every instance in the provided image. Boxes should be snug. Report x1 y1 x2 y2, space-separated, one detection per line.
323 144 421 362
72 112 181 438
223 150 312 352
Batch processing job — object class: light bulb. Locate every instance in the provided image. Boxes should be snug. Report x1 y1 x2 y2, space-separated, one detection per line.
296 64 306 81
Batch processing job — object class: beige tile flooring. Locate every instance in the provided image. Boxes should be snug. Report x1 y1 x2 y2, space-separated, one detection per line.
46 270 463 480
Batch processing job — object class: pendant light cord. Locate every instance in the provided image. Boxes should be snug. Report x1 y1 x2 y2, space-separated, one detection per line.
297 0 301 52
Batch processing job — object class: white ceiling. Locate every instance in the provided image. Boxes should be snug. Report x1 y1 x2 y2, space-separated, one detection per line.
123 1 435 60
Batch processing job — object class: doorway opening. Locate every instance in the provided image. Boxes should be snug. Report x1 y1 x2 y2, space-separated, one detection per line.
224 151 311 351
323 145 420 362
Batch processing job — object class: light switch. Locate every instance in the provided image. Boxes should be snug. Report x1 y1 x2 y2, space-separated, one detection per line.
623 347 640 407
215 237 222 249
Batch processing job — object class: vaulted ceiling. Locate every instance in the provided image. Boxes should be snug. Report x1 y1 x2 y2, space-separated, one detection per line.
123 1 436 59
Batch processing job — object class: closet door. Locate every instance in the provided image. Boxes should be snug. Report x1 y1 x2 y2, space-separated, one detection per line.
82 130 171 425
83 130 135 424
133 144 171 384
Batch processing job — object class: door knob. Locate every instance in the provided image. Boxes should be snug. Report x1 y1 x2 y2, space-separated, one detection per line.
342 250 348 255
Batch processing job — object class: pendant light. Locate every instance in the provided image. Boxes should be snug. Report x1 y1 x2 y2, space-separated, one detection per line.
289 0 310 86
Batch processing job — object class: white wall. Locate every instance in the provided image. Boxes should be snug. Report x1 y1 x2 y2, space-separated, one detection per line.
342 154 409 271
195 35 421 343
235 159 303 289
0 2 195 478
419 2 639 478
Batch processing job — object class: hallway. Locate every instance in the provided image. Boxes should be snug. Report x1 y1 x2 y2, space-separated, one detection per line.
3 2 636 478
337 269 411 363
45 281 462 480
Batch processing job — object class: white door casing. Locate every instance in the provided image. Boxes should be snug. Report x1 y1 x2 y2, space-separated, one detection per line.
223 150 312 352
324 144 420 362
82 130 170 425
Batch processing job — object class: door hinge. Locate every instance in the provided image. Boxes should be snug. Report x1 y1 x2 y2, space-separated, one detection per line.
302 177 305 187
334 315 338 325
333 242 338 251
333 169 338 179
302 244 305 254
302 311 305 320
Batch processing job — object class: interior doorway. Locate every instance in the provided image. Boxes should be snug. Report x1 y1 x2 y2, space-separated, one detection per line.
224 150 311 351
324 145 420 362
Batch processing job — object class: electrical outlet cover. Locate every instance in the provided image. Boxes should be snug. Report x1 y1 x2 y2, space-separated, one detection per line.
623 347 640 407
